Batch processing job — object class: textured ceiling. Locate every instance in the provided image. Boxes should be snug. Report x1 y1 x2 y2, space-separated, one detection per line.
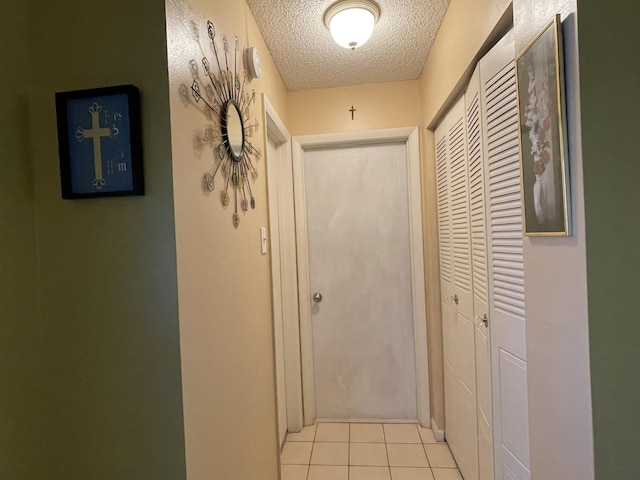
246 0 451 91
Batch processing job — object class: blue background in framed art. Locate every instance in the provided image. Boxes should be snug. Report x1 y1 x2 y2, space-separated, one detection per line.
56 84 143 198
66 94 133 194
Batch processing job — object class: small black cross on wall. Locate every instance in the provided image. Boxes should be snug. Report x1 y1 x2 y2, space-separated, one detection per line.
349 105 356 120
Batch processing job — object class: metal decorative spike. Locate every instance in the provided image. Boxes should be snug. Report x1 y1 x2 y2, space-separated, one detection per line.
191 80 201 102
232 213 240 228
232 173 238 185
250 197 256 209
221 191 230 207
241 199 249 212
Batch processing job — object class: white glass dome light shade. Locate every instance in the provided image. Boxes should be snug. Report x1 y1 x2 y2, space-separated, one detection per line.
324 0 380 50
329 8 375 49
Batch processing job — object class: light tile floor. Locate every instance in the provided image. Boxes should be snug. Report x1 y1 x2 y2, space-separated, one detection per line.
280 423 462 480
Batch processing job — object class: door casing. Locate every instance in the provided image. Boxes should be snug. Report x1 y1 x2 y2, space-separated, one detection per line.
264 96 304 436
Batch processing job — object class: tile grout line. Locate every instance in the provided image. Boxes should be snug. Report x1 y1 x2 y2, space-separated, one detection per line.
305 424 317 480
420 425 428 470
383 423 392 480
347 423 351 479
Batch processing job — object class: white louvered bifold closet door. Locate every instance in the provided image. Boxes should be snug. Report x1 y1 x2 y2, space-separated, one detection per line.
479 30 530 480
435 97 478 480
465 65 493 480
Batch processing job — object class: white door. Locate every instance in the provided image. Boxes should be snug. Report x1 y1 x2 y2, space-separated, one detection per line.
479 30 531 480
435 97 478 480
465 64 493 480
303 141 418 420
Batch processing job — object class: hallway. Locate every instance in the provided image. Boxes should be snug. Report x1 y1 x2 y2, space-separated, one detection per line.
280 423 462 480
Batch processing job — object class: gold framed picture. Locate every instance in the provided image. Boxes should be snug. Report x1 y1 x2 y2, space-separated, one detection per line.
516 14 571 236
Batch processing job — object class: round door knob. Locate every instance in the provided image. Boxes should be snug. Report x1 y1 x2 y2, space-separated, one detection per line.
313 292 323 303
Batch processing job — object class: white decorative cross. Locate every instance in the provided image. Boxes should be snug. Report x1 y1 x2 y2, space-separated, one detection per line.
75 103 119 190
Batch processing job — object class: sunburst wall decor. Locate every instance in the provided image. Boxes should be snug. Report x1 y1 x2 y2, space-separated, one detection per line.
190 20 261 228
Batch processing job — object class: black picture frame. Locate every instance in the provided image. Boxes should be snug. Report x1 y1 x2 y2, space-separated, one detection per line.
515 15 571 236
55 84 144 199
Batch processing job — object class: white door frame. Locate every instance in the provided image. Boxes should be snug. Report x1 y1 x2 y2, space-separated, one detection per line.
292 127 430 426
264 96 304 433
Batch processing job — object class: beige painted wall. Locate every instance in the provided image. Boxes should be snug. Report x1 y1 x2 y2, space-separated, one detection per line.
418 0 512 432
0 1 42 477
421 0 513 128
21 0 187 478
514 2 594 479
165 0 288 478
288 80 421 136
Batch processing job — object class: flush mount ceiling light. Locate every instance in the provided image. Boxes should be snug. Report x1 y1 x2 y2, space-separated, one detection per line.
324 0 381 50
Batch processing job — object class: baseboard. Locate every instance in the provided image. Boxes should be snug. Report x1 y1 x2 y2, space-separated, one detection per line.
431 417 446 442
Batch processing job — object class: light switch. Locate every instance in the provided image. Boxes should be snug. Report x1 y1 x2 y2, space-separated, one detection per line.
260 227 268 255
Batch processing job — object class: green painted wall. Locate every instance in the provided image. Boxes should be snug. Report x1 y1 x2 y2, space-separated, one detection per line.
0 1 43 478
578 0 640 477
0 0 186 478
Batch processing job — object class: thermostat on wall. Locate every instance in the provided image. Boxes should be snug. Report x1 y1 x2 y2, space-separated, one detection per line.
244 46 261 80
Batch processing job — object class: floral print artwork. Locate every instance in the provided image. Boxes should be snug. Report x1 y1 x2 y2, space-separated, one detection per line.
516 16 570 235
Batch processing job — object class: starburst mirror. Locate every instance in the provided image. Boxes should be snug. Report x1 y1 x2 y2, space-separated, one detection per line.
191 20 261 228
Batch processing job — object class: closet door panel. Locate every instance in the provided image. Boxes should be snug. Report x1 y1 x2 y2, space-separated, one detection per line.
447 99 474 393
438 96 478 480
436 118 459 454
466 65 493 480
480 30 530 480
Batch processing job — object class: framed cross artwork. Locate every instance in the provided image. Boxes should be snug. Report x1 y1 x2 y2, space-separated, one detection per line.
55 84 144 199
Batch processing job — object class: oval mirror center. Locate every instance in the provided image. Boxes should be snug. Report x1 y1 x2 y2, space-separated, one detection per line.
226 102 244 158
